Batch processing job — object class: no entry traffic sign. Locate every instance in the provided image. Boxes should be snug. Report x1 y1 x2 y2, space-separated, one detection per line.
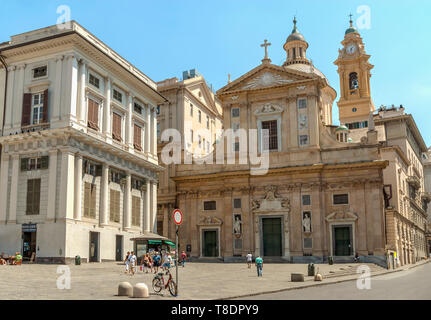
173 209 183 225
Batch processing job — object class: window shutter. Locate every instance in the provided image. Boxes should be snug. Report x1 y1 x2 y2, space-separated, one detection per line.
22 93 32 126
90 184 97 218
34 179 41 215
84 182 90 217
42 89 49 123
87 99 99 131
112 113 122 141
40 156 49 169
134 124 142 151
21 158 28 171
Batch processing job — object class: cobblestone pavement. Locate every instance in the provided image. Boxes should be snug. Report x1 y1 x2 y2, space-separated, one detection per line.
0 261 394 300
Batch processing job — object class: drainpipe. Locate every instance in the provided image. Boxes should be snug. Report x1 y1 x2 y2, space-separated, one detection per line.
0 52 8 165
0 52 8 135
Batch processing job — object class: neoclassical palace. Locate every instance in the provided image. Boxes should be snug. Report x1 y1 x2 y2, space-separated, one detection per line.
0 21 164 263
170 19 392 265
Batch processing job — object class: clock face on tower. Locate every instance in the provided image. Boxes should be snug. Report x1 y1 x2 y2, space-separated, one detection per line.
346 44 357 55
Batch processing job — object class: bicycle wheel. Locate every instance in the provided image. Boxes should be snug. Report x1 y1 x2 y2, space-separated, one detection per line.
152 277 163 293
168 280 177 297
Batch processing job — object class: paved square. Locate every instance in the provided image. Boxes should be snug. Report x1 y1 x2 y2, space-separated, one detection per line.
0 262 385 300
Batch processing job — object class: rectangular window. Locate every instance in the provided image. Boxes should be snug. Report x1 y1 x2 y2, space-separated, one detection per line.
298 98 307 109
157 122 160 138
190 129 193 142
233 198 241 209
110 169 123 184
303 238 313 249
156 106 160 115
302 195 311 206
204 201 216 210
190 104 193 117
131 177 144 190
84 182 97 218
112 112 122 142
26 179 41 215
134 124 142 151
261 120 278 151
109 190 121 223
32 93 44 125
87 98 100 131
234 141 240 152
33 66 47 79
333 194 349 205
84 160 102 177
231 108 240 118
134 102 142 114
198 110 202 123
206 116 210 129
132 196 140 226
21 156 49 171
299 135 309 146
113 89 123 103
89 74 100 88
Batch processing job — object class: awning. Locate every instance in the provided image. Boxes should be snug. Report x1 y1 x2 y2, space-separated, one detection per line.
130 231 173 242
148 240 162 244
164 241 176 247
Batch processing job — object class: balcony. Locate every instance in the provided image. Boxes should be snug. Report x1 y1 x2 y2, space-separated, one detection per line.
421 192 431 204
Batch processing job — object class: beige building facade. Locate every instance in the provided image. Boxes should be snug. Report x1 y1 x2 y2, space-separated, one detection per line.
156 72 223 239
171 19 389 266
0 21 164 263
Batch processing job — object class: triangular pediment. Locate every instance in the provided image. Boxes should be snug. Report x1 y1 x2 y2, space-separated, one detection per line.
184 78 222 117
217 64 313 95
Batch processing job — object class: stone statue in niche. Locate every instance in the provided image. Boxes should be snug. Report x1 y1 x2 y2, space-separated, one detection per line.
233 214 242 234
302 212 312 233
298 114 308 129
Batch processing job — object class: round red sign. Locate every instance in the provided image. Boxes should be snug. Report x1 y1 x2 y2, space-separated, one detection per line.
173 209 183 225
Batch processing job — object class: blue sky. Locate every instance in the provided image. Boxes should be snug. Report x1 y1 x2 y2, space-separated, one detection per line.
1 0 430 146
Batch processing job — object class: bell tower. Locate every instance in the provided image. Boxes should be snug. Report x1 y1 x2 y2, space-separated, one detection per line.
334 15 374 129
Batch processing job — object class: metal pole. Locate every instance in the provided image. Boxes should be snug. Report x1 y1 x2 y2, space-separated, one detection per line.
175 224 178 296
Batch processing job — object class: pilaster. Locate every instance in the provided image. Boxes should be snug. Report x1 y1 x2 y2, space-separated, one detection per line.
46 149 58 221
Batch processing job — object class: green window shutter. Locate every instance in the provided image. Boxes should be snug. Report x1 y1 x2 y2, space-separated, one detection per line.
40 156 49 169
21 158 28 171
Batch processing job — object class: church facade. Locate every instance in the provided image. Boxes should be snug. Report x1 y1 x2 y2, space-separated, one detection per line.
171 19 389 265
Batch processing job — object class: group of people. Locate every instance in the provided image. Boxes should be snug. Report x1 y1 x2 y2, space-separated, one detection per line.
246 252 264 277
123 250 188 276
0 252 23 265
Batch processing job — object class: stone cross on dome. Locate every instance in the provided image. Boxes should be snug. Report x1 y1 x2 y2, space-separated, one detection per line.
260 39 271 64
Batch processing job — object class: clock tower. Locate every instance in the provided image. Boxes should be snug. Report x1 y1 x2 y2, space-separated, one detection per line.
334 16 374 130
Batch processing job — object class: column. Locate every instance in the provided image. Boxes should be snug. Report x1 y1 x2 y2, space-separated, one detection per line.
151 181 158 233
152 107 157 156
46 150 58 221
63 54 78 121
77 59 86 124
4 66 15 130
59 149 75 220
0 154 10 222
12 64 25 128
123 173 131 230
144 179 151 232
52 55 64 122
99 163 109 226
103 77 111 137
145 105 151 154
162 205 169 237
125 93 133 148
8 154 19 223
73 154 83 220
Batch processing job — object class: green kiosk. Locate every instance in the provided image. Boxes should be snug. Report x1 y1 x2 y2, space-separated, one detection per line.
131 232 176 264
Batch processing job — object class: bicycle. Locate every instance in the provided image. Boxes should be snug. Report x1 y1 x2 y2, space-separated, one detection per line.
152 268 177 296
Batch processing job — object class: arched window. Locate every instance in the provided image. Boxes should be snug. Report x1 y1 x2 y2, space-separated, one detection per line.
349 72 359 90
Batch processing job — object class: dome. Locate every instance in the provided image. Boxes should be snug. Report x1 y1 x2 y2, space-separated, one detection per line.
286 17 306 43
345 26 358 35
335 124 349 132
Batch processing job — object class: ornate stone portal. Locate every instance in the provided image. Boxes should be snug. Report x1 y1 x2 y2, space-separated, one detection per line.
251 186 290 260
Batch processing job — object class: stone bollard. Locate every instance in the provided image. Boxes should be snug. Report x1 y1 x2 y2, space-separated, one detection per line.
133 283 149 298
118 282 133 297
291 273 305 282
314 273 323 281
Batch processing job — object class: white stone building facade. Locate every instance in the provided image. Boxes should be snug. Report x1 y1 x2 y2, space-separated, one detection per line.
0 21 165 263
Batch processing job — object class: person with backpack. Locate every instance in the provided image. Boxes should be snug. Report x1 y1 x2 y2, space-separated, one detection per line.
255 255 263 277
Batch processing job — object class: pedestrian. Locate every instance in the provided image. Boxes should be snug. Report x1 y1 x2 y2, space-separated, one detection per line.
129 251 137 276
124 251 130 274
153 252 161 273
181 251 187 267
255 255 263 277
142 254 150 273
246 252 253 269
354 252 359 263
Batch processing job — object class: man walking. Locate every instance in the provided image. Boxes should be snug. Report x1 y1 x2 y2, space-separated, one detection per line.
129 251 137 276
124 251 130 274
255 255 263 277
246 252 253 269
